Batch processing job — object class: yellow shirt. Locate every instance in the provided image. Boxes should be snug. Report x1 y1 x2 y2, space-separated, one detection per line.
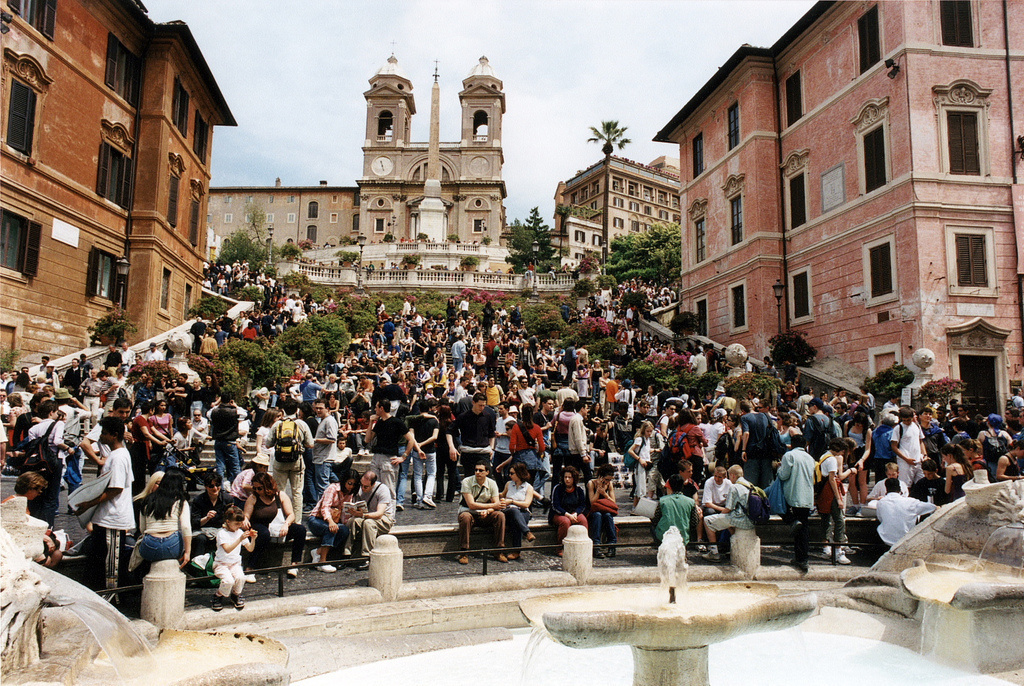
485 385 502 407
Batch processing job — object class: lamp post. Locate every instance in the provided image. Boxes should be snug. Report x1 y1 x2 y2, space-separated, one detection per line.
532 240 540 301
772 278 785 334
266 225 274 262
115 255 130 309
356 234 367 295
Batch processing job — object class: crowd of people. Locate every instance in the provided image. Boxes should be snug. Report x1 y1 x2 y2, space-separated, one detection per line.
4 268 1023 608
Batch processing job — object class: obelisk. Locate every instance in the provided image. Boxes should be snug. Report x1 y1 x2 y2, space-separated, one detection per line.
419 63 446 242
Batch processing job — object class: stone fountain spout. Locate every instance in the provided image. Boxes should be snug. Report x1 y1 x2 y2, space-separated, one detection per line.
657 526 687 604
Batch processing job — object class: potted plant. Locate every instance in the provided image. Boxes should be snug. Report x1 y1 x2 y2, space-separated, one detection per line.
460 255 480 271
417 233 429 242
481 236 492 246
383 233 396 243
920 377 967 407
335 250 359 266
298 238 315 250
572 278 597 298
447 233 460 243
278 243 302 261
768 331 817 366
88 307 138 345
401 254 421 269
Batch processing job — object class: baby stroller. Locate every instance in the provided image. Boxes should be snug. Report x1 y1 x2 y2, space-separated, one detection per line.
162 444 214 491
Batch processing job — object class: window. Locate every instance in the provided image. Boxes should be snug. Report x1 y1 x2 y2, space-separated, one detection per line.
6 80 37 156
730 283 747 330
306 225 317 242
224 213 233 223
863 126 887 192
8 0 56 39
692 133 704 177
613 197 624 208
286 213 296 223
329 212 338 224
945 227 996 296
268 196 274 204
472 110 489 140
167 173 179 227
940 0 973 47
592 235 602 246
574 230 585 243
789 173 807 228
612 217 624 229
352 215 360 233
630 220 640 232
694 218 706 263
374 217 385 233
658 192 667 205
659 210 669 220
332 195 338 203
590 201 597 211
287 195 295 203
643 187 652 201
786 71 802 126
695 298 708 337
86 248 115 299
792 270 811 320
612 177 622 191
184 284 192 320
377 111 393 141
730 197 743 245
570 193 577 205
189 199 200 246
627 183 637 196
160 268 171 310
629 201 640 212
591 181 600 194
947 112 980 175
644 206 652 216
727 104 740 150
97 143 132 209
104 34 140 106
265 213 274 222
224 196 232 205
955 234 986 287
858 6 881 74
308 201 319 219
473 219 485 233
172 77 189 136
0 209 41 276
193 111 208 161
863 237 896 304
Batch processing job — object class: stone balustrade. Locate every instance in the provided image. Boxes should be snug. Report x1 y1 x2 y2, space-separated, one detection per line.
289 262 576 293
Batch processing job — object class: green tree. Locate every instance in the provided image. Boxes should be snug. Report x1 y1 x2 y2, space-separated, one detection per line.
215 339 292 393
505 207 558 273
587 120 631 265
606 222 681 284
276 315 352 368
218 201 274 269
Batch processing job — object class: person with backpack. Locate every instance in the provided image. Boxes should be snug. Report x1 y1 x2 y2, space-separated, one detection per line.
702 464 755 561
802 398 833 459
265 398 314 516
814 437 857 564
777 433 815 573
16 399 69 526
978 414 1013 479
738 400 774 490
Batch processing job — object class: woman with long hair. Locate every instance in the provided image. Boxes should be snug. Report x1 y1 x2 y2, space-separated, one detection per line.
500 462 537 559
136 467 191 567
548 465 588 551
306 470 359 573
434 405 461 502
243 471 306 577
507 402 547 495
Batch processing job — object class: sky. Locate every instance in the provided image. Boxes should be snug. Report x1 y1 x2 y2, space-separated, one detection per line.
143 0 817 224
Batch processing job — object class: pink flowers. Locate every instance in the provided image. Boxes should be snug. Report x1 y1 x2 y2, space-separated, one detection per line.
582 316 612 337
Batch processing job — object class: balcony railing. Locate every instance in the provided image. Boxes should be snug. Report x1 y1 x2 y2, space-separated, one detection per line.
291 263 577 292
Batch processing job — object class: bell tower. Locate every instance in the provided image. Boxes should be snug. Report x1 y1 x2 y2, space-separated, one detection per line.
363 55 416 155
459 56 504 151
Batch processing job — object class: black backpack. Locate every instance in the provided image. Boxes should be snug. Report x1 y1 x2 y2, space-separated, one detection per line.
11 421 60 481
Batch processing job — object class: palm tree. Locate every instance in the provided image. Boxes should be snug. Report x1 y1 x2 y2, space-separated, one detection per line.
587 121 631 266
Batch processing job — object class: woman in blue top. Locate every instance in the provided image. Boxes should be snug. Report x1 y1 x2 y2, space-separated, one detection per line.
549 465 589 552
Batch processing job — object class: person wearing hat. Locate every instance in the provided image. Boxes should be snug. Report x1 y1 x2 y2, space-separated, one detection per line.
145 342 165 362
229 453 270 508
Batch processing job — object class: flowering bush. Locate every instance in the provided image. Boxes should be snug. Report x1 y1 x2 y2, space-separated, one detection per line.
578 252 601 275
920 377 967 406
298 239 315 250
724 372 783 401
769 331 817 366
582 316 612 337
88 307 138 345
126 360 181 387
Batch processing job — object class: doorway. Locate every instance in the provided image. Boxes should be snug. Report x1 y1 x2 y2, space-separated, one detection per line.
959 355 997 413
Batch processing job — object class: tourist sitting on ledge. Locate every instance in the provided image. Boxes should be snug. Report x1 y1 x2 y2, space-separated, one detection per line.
457 460 507 564
876 477 937 547
652 473 698 546
549 465 589 552
702 465 753 562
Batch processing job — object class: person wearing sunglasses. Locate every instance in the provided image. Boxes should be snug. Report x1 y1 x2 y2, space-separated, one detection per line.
190 470 233 556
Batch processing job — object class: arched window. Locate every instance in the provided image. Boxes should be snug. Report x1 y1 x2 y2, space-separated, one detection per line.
308 201 319 219
473 111 489 140
306 225 317 242
377 111 394 141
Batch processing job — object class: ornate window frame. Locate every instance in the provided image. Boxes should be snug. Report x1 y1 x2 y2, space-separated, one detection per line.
781 149 810 231
687 198 708 266
851 97 890 195
932 79 992 176
944 224 997 297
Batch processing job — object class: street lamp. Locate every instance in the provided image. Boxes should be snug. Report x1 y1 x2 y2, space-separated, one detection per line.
356 233 367 295
115 255 130 308
266 225 274 261
772 278 786 334
531 240 540 300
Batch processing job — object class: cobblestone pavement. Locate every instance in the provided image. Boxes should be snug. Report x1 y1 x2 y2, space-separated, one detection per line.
2 474 879 614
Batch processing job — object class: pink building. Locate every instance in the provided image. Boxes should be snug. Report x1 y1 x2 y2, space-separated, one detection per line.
655 0 1023 413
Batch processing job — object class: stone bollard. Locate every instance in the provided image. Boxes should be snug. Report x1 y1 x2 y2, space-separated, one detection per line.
141 559 186 629
368 534 403 602
562 524 593 585
730 528 761 578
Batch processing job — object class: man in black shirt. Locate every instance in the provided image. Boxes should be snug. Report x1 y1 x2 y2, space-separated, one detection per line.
909 458 949 507
455 393 496 482
210 393 242 482
365 399 422 510
738 400 773 490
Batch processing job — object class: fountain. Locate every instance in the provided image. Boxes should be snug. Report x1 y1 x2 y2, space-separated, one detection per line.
519 527 817 686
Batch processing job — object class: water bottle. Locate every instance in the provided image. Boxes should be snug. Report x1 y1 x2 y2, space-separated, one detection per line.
305 606 328 615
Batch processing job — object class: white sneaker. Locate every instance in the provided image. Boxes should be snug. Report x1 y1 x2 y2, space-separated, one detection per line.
244 574 256 583
311 550 321 564
836 553 852 565
422 498 436 509
317 564 337 573
287 568 298 578
822 546 832 557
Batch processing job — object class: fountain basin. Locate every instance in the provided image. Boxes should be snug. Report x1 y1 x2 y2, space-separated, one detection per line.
900 555 1024 674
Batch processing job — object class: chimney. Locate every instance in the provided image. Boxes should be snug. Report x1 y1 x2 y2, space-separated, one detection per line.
320 180 328 186
275 177 281 187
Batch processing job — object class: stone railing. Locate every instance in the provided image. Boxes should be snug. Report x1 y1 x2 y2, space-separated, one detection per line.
288 262 577 294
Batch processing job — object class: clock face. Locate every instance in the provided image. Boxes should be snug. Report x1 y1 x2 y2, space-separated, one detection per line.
371 156 394 177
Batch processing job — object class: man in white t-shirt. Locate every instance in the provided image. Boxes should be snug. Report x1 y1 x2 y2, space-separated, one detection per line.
891 407 925 486
876 478 936 546
74 417 135 593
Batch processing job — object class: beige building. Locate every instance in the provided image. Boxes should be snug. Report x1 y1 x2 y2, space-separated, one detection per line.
358 56 506 245
206 179 359 256
553 156 681 265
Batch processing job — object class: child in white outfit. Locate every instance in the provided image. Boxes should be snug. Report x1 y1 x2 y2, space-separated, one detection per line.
212 506 256 611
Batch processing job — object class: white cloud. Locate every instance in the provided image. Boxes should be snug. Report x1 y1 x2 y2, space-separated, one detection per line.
144 0 815 221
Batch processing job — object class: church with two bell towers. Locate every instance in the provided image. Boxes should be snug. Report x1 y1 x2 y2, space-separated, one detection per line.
359 55 507 246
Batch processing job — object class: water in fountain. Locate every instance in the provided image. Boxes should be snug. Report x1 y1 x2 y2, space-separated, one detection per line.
657 526 688 603
33 564 155 680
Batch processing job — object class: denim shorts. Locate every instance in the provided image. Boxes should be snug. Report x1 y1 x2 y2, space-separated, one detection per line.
138 531 183 561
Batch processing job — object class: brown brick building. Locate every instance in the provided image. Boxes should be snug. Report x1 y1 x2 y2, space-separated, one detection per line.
1 0 234 362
